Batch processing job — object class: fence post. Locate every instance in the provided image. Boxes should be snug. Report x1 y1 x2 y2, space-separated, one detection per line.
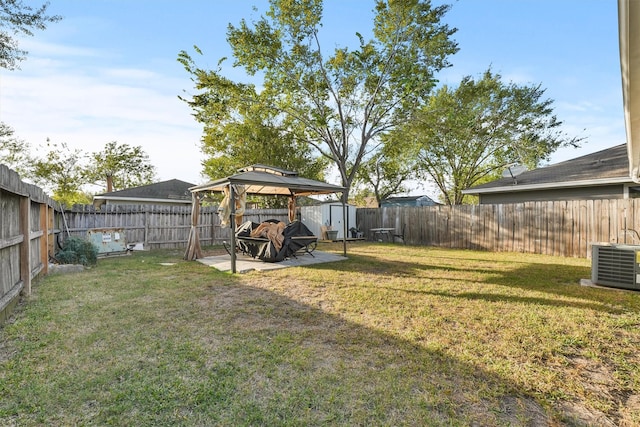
39 202 48 274
48 205 55 262
19 196 31 296
144 209 149 247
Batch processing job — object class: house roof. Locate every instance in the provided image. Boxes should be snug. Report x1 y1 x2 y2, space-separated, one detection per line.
93 179 195 205
463 144 630 195
189 164 345 197
381 195 439 206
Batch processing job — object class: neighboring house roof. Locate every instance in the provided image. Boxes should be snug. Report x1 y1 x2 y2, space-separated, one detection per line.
93 179 195 207
463 144 630 195
381 195 439 206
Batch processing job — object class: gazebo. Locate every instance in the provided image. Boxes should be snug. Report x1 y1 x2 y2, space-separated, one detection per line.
184 165 347 273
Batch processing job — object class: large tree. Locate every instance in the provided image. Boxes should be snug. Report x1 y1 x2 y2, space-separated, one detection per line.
0 0 61 70
179 0 458 200
87 141 157 192
398 70 583 205
176 65 327 181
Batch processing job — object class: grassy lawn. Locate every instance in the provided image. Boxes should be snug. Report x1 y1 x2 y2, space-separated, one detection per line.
1 243 639 426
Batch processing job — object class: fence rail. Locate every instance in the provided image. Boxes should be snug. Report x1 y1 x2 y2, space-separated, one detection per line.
357 199 640 258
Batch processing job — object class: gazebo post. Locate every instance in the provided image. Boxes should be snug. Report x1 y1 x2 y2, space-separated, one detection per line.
342 192 347 257
230 184 237 274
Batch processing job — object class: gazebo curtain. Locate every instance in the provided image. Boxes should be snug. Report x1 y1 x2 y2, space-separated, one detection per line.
184 192 202 261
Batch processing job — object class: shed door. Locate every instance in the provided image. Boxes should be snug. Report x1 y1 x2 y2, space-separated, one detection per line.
329 205 349 238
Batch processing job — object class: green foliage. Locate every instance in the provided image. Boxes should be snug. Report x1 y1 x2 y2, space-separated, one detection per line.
397 69 584 205
179 0 458 200
22 139 157 205
56 237 98 266
354 144 416 207
30 140 91 207
0 122 32 176
177 51 327 183
87 141 157 192
0 0 62 70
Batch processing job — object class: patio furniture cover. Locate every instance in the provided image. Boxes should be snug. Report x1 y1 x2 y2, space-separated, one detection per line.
236 220 317 262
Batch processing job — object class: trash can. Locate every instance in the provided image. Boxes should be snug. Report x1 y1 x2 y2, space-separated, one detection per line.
326 230 339 241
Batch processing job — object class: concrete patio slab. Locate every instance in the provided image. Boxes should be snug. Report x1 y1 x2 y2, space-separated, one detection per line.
197 250 347 273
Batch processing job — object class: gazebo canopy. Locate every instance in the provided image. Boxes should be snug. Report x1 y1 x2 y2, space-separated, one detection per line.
189 164 345 196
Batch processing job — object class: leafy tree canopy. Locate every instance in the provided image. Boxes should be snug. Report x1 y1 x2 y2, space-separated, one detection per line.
30 140 91 206
0 0 61 70
0 121 32 176
397 69 584 205
19 139 157 206
176 65 327 182
87 141 157 192
353 146 415 207
179 0 458 200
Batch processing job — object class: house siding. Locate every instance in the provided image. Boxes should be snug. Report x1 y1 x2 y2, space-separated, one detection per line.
478 184 625 204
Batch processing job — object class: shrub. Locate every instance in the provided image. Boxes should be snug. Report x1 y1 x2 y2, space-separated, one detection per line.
56 237 98 266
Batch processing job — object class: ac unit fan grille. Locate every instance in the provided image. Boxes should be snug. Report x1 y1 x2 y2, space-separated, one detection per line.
594 246 636 288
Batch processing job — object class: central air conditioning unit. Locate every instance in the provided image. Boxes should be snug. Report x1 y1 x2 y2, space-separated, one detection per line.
591 244 640 291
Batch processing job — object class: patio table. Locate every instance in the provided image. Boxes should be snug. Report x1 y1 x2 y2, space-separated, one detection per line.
370 227 395 242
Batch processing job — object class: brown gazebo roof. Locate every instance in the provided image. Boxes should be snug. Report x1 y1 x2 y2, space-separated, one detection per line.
189 164 345 196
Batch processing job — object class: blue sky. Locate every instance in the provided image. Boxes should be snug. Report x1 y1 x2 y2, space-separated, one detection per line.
0 1 623 195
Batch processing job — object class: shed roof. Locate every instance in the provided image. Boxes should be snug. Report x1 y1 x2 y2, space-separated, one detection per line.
463 144 630 195
189 164 345 196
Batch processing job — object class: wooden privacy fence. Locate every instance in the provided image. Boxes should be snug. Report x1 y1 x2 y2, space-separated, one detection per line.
357 199 640 258
63 205 289 249
0 164 58 323
63 199 640 258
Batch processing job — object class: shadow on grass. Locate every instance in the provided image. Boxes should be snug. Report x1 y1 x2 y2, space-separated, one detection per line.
307 250 636 315
191 277 557 426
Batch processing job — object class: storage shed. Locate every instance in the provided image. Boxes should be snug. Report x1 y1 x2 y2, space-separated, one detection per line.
300 202 356 239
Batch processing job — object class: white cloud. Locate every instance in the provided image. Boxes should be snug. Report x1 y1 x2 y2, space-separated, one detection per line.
21 38 102 59
0 41 207 187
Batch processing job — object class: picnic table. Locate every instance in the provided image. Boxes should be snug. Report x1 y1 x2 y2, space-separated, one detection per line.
370 227 395 242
